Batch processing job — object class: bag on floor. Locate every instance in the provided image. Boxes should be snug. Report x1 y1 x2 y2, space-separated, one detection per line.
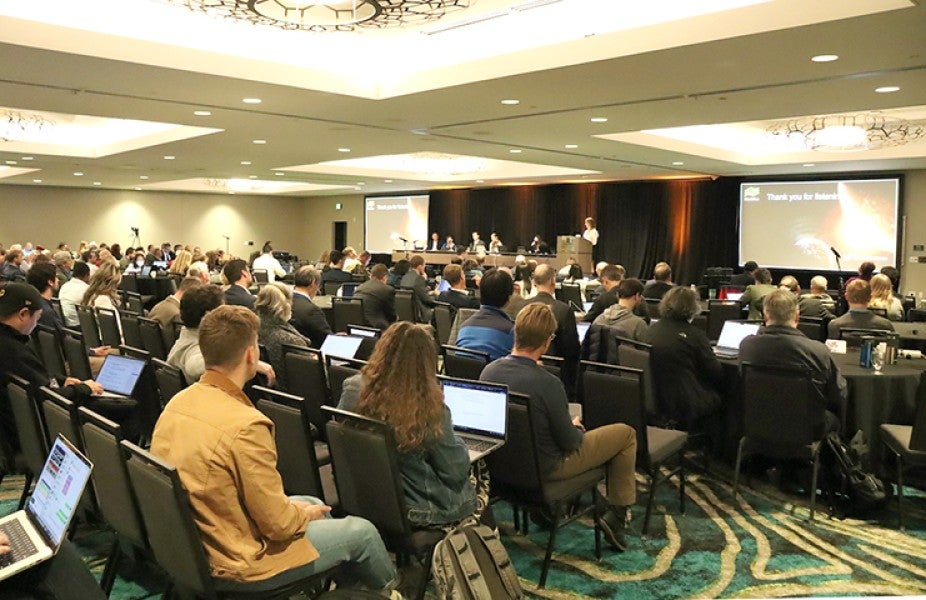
432 520 523 600
822 432 890 517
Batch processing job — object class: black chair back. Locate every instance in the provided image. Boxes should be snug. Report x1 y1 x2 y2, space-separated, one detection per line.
332 297 365 333
483 392 544 500
120 274 140 294
251 269 269 284
539 354 564 380
138 316 168 360
39 387 84 453
324 356 366 405
644 298 661 318
62 329 93 381
706 300 742 342
50 297 65 321
580 362 649 463
797 316 824 342
121 313 145 350
7 375 48 479
556 284 583 311
125 292 146 315
96 307 122 347
441 344 489 380
615 339 657 419
432 302 453 346
282 346 331 439
75 304 103 348
152 358 188 408
740 363 819 449
394 289 417 322
36 324 67 382
253 386 326 500
323 281 342 296
120 346 163 441
870 307 889 317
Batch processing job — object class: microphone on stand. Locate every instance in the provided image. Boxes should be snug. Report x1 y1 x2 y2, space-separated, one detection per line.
830 246 841 259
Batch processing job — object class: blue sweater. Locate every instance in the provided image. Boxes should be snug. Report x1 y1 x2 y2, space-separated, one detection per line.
455 305 515 361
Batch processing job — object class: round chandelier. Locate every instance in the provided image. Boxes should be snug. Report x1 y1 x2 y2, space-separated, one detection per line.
767 113 926 153
166 0 474 32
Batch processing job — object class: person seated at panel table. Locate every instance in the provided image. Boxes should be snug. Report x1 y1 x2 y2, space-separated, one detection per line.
441 236 457 252
868 273 904 321
338 321 481 528
467 232 486 253
648 286 725 431
530 234 550 255
427 232 441 252
488 232 504 254
798 275 836 319
739 289 845 436
827 279 895 340
739 268 777 320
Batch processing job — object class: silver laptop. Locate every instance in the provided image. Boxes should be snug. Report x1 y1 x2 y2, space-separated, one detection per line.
725 291 744 301
576 321 591 344
714 321 760 357
439 376 508 463
320 334 364 364
94 354 146 398
0 436 93 581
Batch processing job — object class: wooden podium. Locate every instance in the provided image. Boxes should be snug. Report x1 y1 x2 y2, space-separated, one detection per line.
556 236 593 274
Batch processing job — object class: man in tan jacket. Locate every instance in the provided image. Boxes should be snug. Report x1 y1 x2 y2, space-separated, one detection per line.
151 305 398 593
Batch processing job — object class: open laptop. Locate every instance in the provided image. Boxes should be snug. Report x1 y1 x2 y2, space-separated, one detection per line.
94 354 146 398
320 334 364 361
0 436 93 581
725 291 744 301
713 321 761 358
438 376 508 463
582 301 593 313
338 283 358 298
348 325 380 338
576 321 591 344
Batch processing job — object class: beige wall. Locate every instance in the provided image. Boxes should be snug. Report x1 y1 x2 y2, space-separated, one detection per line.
900 169 926 297
301 194 365 261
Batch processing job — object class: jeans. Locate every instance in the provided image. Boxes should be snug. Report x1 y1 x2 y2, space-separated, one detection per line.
289 496 396 590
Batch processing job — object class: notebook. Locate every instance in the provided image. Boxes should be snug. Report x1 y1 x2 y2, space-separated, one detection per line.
438 376 508 462
0 436 93 581
713 321 760 357
320 334 364 361
576 321 591 344
94 354 146 398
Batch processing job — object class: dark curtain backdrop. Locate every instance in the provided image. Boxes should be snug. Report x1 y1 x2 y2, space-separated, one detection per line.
428 178 740 284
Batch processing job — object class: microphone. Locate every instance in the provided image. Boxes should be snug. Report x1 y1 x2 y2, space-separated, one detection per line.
830 246 841 259
222 235 230 240
398 237 408 243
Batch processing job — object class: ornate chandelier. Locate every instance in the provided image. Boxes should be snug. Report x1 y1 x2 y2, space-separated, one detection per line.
766 113 926 153
165 0 473 32
0 109 53 143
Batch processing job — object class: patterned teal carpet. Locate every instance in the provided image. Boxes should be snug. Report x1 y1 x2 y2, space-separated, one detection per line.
3 468 925 599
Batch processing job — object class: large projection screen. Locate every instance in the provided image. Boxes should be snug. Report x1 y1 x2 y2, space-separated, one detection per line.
364 194 430 253
739 178 900 271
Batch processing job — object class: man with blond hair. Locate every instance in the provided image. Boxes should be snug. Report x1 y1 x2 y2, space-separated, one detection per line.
827 279 894 340
481 303 637 551
798 275 836 319
151 305 399 594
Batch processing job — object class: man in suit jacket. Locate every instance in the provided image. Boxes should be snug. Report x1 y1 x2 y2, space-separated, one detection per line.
222 259 256 310
320 250 353 286
354 264 396 330
400 255 436 323
828 279 895 339
437 264 479 312
642 262 674 300
730 261 758 287
584 264 623 322
740 268 777 320
798 275 836 319
522 264 581 398
290 266 331 348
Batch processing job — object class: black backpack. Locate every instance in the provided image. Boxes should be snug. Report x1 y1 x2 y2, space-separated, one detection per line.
822 432 891 517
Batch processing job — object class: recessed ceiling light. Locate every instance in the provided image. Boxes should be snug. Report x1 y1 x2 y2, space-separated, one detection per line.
193 110 212 116
811 54 839 62
500 99 520 105
249 175 258 179
32 179 42 183
275 172 285 176
356 182 365 185
509 149 522 153
803 163 815 167
164 155 175 160
134 187 141 190
875 86 900 93
564 144 578 149
590 117 608 123
252 139 267 144
93 181 102 186
242 98 262 104
241 161 252 165
384 179 393 183
338 148 351 153
139 175 149 180
354 186 362 191
672 161 685 166
5 161 16 165
21 156 33 161
73 172 83 176
476 179 485 183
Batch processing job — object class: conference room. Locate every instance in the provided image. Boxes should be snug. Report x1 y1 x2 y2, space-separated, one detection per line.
1 1 926 598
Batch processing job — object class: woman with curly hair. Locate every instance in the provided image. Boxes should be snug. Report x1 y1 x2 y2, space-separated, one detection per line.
337 321 479 527
82 261 124 338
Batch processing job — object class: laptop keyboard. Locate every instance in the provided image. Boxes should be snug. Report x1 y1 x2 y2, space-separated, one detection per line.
0 520 37 566
465 438 496 454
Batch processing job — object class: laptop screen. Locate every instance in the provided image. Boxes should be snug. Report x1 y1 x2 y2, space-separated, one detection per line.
95 354 146 396
339 283 358 298
348 326 379 338
582 301 593 312
576 322 591 344
27 436 93 548
439 377 508 439
320 334 364 359
726 292 744 301
717 321 760 350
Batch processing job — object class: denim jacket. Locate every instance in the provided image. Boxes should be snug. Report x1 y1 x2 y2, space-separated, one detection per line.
338 374 476 526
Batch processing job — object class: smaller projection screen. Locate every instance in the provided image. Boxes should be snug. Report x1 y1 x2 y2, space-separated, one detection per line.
364 194 430 253
739 178 900 271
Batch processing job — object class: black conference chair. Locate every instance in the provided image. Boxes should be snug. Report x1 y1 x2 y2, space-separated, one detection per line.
251 269 269 284
615 337 658 420
432 302 454 346
324 356 366 406
838 327 896 348
50 297 65 322
253 386 333 505
152 358 188 408
282 345 332 442
35 324 68 382
797 316 825 342
62 329 94 382
138 316 169 360
539 354 565 380
323 281 343 297
121 312 145 350
880 389 926 530
555 284 583 312
125 291 146 315
121 441 333 599
75 304 103 348
6 375 48 509
323 407 443 600
485 392 602 588
40 387 98 517
96 307 123 347
706 300 742 342
394 289 417 322
120 345 164 443
581 361 687 535
733 363 825 522
440 344 490 380
331 297 365 333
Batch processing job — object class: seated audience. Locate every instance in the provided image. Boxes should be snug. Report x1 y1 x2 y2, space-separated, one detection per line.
455 269 515 361
27 261 66 336
798 275 836 319
354 263 397 330
53 250 73 286
400 255 437 323
81 261 124 337
437 264 480 312
148 276 203 349
290 266 332 348
739 289 845 436
150 305 399 595
845 261 876 288
321 250 353 285
740 268 776 320
642 262 674 300
169 284 225 383
0 531 106 600
256 283 308 391
481 304 637 551
880 265 902 300
730 261 758 287
583 264 623 322
0 249 26 282
339 322 478 527
648 286 724 430
593 278 649 342
341 246 361 274
168 249 193 277
827 279 895 339
252 242 286 282
58 261 91 327
387 259 410 288
868 273 904 321
222 259 256 310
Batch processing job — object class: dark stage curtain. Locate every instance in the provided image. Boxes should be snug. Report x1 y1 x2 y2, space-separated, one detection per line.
428 178 739 284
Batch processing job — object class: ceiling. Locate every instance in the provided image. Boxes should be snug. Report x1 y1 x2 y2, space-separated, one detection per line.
0 0 925 196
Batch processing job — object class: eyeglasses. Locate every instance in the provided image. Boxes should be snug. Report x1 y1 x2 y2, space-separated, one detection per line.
549 333 556 341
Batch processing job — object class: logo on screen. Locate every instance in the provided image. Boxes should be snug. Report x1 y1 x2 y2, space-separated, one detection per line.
743 186 760 200
367 200 376 209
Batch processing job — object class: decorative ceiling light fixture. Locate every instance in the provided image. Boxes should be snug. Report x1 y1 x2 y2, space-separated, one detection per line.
766 113 926 152
1 109 53 143
166 0 472 32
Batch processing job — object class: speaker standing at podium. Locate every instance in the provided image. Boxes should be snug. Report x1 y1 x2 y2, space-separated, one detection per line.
583 217 599 262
